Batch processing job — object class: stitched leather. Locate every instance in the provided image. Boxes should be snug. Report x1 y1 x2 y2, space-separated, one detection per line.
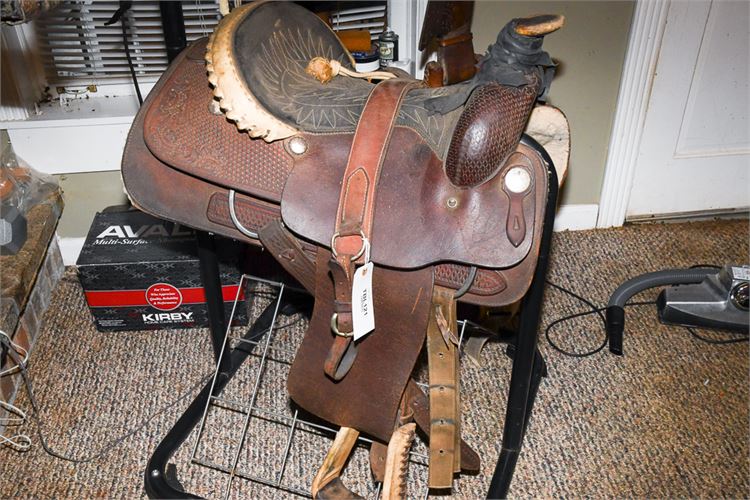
332 80 419 261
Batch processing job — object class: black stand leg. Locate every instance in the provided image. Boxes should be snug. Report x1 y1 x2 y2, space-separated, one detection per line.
196 231 230 372
486 136 559 499
523 349 547 436
487 277 546 498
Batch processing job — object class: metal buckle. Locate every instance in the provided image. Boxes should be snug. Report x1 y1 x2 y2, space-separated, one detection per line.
330 313 354 337
330 230 369 262
228 189 259 239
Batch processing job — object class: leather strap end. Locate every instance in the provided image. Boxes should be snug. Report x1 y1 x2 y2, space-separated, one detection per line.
324 336 353 380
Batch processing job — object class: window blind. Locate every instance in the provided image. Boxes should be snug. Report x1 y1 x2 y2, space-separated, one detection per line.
35 0 220 86
329 3 386 41
33 0 387 88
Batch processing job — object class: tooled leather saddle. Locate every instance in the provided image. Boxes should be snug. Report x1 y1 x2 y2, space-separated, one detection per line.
122 1 567 497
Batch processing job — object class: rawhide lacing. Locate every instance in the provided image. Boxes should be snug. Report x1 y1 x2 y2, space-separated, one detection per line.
306 57 396 84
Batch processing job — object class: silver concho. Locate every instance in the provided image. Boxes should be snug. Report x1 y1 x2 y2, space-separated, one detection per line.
288 136 308 155
504 167 531 194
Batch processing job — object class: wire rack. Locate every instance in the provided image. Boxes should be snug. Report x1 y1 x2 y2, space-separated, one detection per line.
189 273 475 499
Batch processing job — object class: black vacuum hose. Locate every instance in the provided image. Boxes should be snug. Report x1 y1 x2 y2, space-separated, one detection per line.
606 268 717 355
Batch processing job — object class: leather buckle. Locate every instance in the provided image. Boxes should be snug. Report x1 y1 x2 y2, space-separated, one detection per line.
330 230 369 262
330 313 354 337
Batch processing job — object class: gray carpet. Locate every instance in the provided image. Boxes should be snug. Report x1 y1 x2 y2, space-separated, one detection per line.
1 220 748 498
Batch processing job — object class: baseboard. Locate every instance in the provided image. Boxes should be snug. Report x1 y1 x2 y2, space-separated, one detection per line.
57 235 86 266
554 204 599 232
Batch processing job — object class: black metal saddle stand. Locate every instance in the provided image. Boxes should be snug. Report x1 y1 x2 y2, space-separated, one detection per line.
143 136 558 499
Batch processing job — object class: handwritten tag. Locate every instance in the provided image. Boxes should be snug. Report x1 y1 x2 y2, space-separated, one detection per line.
352 262 375 340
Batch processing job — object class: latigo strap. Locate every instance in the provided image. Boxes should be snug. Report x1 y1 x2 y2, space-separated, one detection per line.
426 285 462 488
326 79 420 381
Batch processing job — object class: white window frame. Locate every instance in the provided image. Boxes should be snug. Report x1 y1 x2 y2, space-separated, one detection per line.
1 16 154 173
0 0 428 175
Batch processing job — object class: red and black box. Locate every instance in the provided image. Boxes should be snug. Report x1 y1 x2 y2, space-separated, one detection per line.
77 209 248 331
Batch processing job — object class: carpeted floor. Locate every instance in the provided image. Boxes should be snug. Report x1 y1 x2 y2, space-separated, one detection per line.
1 220 748 498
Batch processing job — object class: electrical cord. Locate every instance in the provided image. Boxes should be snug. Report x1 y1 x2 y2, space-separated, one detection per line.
0 399 31 452
0 331 32 451
104 1 143 106
686 327 749 345
0 330 28 377
0 304 306 460
544 281 654 357
544 279 748 358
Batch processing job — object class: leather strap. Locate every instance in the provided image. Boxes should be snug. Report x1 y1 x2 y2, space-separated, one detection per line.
311 426 361 499
405 379 480 473
324 261 357 379
257 219 316 294
426 285 461 488
326 80 418 380
331 79 418 263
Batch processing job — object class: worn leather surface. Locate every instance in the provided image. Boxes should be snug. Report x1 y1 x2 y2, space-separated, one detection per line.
124 43 546 307
123 113 277 248
446 81 538 187
258 220 317 294
213 1 476 159
120 3 565 493
231 1 364 132
406 379 481 473
134 36 548 294
315 478 363 500
282 129 546 269
144 39 292 204
286 250 433 442
122 8 555 488
425 285 461 488
332 80 418 262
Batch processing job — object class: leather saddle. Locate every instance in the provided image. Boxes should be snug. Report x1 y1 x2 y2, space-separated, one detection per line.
122 1 568 496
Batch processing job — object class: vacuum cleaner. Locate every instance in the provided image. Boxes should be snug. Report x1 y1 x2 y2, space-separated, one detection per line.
606 265 749 355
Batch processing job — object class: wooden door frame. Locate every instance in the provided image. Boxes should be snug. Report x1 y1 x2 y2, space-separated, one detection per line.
597 0 671 228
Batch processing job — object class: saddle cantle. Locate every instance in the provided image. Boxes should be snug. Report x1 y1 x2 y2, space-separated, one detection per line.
123 0 569 496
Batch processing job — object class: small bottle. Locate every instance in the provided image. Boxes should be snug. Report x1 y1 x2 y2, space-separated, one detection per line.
378 28 399 69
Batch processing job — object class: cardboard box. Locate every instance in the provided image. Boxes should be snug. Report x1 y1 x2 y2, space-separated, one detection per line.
77 209 248 331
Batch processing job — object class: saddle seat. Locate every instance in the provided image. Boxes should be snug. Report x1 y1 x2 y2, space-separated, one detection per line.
204 0 465 148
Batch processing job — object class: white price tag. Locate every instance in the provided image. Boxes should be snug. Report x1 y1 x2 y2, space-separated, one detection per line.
352 262 375 340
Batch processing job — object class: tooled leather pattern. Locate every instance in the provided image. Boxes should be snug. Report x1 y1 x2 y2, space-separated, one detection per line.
250 28 467 159
434 264 508 296
169 38 466 162
445 80 538 187
400 87 466 160
258 221 317 294
254 26 370 131
142 40 540 304
206 192 280 234
144 45 292 203
226 3 467 159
